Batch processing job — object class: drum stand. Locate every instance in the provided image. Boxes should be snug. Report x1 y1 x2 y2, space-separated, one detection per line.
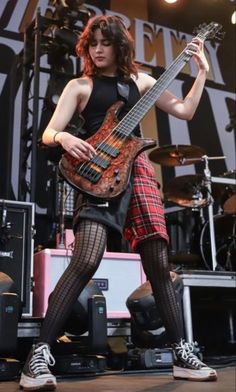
202 154 236 270
202 155 218 270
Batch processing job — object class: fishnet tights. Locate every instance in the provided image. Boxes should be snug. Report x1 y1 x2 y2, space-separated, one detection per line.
137 238 184 343
39 220 107 345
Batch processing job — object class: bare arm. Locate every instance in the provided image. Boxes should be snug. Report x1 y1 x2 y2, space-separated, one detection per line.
42 78 96 161
136 38 209 121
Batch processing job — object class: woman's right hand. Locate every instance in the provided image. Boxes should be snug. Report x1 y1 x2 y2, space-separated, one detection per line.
59 132 96 161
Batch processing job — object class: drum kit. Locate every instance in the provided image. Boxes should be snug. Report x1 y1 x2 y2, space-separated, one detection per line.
148 144 236 271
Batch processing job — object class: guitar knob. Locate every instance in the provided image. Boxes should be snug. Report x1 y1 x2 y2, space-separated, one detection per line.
109 185 115 192
114 169 120 175
116 176 121 184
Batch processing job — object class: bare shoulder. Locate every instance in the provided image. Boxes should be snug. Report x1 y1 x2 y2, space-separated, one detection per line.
61 76 92 110
65 76 92 93
132 72 156 95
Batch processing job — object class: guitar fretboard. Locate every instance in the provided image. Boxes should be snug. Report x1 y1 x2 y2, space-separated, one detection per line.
112 24 217 138
117 51 190 137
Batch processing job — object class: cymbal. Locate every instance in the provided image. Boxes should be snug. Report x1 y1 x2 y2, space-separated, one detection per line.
149 144 206 166
163 174 208 208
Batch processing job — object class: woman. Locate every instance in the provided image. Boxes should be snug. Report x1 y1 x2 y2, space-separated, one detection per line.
20 15 217 391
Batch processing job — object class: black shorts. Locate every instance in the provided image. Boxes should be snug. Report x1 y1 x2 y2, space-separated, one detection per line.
73 179 133 235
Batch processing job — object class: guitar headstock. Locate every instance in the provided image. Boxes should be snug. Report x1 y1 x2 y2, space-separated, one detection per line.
193 22 225 42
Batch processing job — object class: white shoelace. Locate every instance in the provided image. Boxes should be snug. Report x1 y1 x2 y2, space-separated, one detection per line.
175 339 204 368
29 344 55 376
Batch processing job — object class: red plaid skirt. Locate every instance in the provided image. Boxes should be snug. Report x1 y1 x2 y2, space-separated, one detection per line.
124 152 169 249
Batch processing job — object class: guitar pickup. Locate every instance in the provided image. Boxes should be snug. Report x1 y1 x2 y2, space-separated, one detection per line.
91 155 110 169
96 142 119 158
77 165 102 183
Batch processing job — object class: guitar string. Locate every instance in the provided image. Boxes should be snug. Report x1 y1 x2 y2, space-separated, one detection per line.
77 50 189 182
78 50 189 183
77 50 188 181
76 27 211 182
90 28 209 143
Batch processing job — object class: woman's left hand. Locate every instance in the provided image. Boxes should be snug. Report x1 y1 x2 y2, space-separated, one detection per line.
186 38 209 73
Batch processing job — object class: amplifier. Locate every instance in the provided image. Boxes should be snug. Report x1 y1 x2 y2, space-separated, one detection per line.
53 354 106 374
127 348 173 370
33 249 146 319
0 200 34 315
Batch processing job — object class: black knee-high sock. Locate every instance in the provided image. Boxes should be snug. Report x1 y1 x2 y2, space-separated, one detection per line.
39 220 107 345
137 238 184 344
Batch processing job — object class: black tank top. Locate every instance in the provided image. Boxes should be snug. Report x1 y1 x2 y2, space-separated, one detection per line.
79 75 141 138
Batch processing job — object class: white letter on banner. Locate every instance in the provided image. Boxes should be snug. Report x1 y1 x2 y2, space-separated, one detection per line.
135 18 157 66
205 87 236 170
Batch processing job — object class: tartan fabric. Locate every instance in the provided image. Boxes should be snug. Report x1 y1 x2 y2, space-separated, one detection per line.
124 152 169 250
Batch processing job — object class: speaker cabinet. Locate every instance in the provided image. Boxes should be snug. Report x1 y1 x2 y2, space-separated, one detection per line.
0 200 34 315
33 249 146 319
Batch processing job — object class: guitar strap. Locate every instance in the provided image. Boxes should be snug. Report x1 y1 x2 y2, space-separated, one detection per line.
117 79 143 138
117 80 130 102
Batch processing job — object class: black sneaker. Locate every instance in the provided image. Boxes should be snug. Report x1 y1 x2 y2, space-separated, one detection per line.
19 342 57 391
172 339 217 381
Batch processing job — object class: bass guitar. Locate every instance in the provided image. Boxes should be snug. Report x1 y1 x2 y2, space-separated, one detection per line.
59 22 223 199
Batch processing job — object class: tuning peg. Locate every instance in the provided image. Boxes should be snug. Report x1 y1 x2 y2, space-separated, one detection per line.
192 23 207 35
193 21 224 43
215 30 226 41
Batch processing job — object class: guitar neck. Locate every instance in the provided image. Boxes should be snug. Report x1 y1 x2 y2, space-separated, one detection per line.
116 49 191 137
112 20 223 138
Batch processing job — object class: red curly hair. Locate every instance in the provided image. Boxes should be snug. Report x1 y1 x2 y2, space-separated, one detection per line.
76 15 138 79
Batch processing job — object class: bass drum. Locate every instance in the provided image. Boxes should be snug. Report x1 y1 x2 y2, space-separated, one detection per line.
200 214 236 271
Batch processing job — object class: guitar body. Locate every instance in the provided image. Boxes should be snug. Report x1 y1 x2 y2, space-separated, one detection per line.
59 101 156 199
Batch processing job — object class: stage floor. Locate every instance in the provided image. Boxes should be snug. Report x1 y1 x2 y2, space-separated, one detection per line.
0 366 235 392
